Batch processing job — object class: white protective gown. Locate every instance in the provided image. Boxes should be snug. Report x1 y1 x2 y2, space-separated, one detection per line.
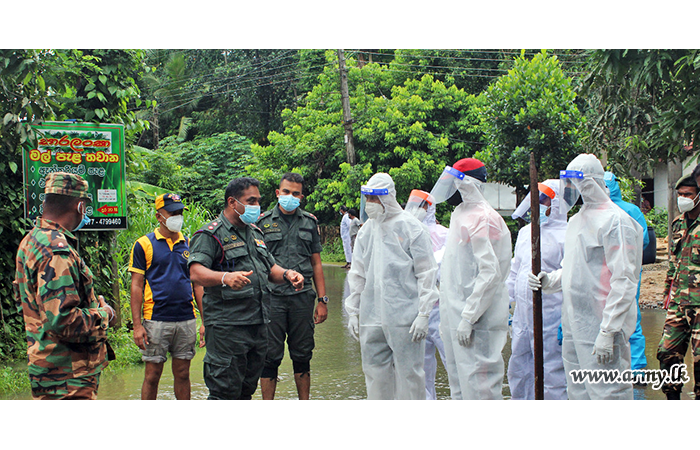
340 212 352 263
345 174 440 399
543 154 643 400
439 176 512 400
506 179 567 400
422 204 448 400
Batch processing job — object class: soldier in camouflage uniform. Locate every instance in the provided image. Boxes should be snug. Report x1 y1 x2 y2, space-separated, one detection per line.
658 171 700 400
188 177 304 400
13 172 116 400
257 172 328 400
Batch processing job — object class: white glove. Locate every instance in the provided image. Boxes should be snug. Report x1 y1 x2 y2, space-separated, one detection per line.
527 271 551 291
409 314 430 342
456 318 474 347
592 330 615 365
347 315 360 342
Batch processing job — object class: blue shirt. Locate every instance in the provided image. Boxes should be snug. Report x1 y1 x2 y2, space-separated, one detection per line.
129 228 196 321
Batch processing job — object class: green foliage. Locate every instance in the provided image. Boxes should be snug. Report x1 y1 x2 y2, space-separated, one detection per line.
320 237 347 263
248 51 487 223
644 207 669 239
478 50 585 199
0 365 30 396
582 50 700 175
103 326 145 371
135 132 253 213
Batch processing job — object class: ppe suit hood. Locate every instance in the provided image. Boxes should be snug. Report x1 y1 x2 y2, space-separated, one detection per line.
363 173 404 222
512 179 567 227
566 154 609 205
456 174 487 205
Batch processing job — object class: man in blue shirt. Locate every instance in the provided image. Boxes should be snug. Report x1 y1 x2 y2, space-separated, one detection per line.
129 193 204 400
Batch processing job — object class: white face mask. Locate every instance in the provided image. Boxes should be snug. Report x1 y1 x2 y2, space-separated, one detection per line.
161 214 184 233
364 202 385 219
678 194 699 213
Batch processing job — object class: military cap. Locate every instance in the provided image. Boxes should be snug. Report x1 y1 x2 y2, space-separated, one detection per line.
155 193 185 212
44 172 90 200
675 173 698 190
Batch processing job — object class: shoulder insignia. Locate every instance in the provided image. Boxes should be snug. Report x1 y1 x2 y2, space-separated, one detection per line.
264 223 271 228
301 210 318 222
254 238 267 248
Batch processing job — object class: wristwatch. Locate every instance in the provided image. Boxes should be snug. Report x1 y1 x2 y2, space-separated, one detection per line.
318 296 329 304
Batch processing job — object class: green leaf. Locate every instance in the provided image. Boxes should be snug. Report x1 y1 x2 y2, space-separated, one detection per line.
3 113 13 126
8 162 17 173
99 74 107 84
95 108 104 119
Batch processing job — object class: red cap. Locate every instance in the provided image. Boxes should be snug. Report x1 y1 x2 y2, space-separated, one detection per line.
452 158 487 183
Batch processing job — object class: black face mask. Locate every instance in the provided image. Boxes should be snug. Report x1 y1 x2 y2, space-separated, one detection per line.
447 191 462 206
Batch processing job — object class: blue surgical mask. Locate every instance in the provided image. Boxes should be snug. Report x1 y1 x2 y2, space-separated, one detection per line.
235 198 261 225
539 204 550 225
73 202 90 231
278 194 301 212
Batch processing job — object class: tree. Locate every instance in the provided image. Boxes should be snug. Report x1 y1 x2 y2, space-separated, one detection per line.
0 50 148 350
247 51 486 223
478 50 586 202
581 49 700 177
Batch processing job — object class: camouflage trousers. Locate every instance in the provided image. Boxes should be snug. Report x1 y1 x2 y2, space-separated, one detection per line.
656 303 700 397
31 374 101 400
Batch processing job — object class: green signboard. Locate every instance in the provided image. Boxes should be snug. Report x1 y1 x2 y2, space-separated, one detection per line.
22 121 127 230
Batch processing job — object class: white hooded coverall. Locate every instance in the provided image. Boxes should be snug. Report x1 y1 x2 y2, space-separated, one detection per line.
506 179 567 400
345 173 440 399
439 175 512 400
540 154 643 400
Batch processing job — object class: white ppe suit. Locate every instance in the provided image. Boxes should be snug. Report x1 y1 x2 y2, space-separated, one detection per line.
506 179 567 400
422 203 448 400
340 212 352 263
345 173 440 399
534 154 643 400
437 174 512 400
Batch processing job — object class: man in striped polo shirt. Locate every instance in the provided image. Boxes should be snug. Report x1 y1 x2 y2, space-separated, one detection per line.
129 193 204 400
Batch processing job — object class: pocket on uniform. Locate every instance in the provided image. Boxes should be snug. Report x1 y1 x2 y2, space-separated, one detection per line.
203 353 233 394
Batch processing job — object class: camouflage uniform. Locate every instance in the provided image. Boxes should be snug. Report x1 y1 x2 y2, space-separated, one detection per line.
657 211 700 398
256 204 322 379
13 172 113 400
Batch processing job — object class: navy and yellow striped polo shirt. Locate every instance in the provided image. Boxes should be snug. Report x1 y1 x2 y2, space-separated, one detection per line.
129 228 196 321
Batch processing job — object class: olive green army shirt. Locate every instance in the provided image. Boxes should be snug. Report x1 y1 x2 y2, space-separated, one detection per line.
665 212 700 306
188 212 277 326
257 204 322 296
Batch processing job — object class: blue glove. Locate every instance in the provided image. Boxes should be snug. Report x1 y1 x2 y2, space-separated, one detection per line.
557 323 563 346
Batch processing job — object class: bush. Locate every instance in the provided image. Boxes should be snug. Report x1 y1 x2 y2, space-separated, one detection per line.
644 207 668 239
321 236 347 263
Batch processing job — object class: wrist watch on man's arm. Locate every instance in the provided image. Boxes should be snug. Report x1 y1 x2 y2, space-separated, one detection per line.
318 296 329 304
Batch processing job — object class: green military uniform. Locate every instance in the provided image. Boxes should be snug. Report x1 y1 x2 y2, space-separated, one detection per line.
13 172 112 400
657 210 700 398
188 212 277 400
257 204 322 378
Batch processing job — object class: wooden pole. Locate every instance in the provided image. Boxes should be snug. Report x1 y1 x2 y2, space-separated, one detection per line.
337 49 356 166
530 152 544 400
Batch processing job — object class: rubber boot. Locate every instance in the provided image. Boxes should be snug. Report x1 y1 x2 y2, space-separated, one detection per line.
666 391 681 400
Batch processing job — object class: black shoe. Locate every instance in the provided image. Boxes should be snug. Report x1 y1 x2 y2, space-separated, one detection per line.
666 392 681 400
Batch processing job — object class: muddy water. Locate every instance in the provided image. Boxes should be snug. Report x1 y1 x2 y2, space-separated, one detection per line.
3 265 695 400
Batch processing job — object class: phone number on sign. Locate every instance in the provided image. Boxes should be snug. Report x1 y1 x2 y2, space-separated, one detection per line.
90 218 124 226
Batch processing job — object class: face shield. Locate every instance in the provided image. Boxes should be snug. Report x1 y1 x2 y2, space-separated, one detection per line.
559 169 584 214
511 183 556 223
429 166 465 205
405 189 435 222
360 186 389 222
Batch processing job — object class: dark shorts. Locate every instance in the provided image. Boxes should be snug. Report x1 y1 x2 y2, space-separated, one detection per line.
31 374 101 400
203 323 267 400
263 290 316 376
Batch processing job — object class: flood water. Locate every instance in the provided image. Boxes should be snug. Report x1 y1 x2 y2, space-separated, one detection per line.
3 264 696 400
